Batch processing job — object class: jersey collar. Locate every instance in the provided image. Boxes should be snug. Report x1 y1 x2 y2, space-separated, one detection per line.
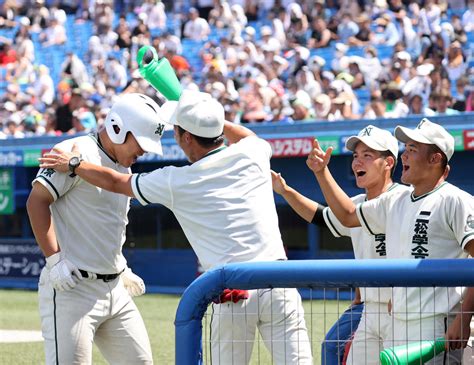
88 133 117 164
411 182 447 202
203 145 227 158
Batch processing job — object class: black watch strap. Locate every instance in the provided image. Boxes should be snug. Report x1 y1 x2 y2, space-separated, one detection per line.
69 156 83 178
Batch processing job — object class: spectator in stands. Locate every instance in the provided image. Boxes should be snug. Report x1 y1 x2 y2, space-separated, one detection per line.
434 89 460 115
373 14 400 46
140 0 166 32
9 56 35 87
452 76 468 111
165 48 190 78
104 55 128 91
347 59 365 90
291 90 314 122
382 82 409 118
308 17 332 48
55 88 84 133
15 32 35 63
394 51 412 82
208 1 233 29
363 94 387 119
39 16 67 47
183 7 210 41
0 39 16 65
5 115 24 138
0 0 17 29
26 0 49 32
70 107 97 134
313 93 332 120
462 0 474 31
33 65 55 110
132 13 149 37
114 15 132 49
61 52 90 88
442 41 467 83
348 13 373 46
407 93 436 116
195 0 214 20
337 13 359 43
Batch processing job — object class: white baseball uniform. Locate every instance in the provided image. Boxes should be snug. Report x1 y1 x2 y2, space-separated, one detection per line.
131 135 312 364
33 134 152 365
356 182 474 364
324 183 409 365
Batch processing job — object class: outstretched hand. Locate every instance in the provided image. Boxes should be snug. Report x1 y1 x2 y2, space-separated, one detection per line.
306 139 333 174
39 144 81 173
271 170 287 195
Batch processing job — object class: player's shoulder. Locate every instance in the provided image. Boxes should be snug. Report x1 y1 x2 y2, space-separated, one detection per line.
385 183 412 197
55 134 95 151
438 182 473 202
350 193 366 204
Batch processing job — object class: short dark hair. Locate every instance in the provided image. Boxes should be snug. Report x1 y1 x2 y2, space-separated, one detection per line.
428 144 448 171
379 150 397 178
177 126 224 148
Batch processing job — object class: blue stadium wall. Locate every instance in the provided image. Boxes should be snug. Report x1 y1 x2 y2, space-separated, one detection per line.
1 114 473 292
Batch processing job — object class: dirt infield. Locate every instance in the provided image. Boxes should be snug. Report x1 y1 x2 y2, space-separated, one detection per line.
0 330 43 343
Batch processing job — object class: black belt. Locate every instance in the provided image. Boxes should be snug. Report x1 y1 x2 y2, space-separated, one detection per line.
79 269 124 282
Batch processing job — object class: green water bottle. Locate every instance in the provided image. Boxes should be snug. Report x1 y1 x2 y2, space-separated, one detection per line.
380 338 446 365
136 45 182 101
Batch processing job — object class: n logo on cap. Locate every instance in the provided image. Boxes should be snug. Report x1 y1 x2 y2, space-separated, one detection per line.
361 126 373 136
155 123 165 136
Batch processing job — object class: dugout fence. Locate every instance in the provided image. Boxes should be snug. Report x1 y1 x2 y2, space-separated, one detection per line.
175 259 474 364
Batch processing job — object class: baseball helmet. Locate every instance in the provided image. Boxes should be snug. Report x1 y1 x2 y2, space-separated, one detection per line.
104 93 166 155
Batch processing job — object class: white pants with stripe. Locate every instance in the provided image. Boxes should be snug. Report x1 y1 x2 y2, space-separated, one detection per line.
38 267 153 365
210 288 313 364
346 302 393 365
392 314 462 365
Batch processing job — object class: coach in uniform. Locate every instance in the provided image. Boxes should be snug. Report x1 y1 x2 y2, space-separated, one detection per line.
27 93 166 365
39 90 313 364
272 126 409 364
306 118 474 364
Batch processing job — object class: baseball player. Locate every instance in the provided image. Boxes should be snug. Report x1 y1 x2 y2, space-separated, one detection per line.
272 126 409 365
27 93 166 365
307 118 474 364
38 90 313 364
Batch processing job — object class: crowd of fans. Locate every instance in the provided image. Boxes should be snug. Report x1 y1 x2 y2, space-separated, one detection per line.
0 0 473 139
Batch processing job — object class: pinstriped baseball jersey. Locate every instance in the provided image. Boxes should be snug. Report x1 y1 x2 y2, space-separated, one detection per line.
32 134 129 274
356 182 474 319
323 183 409 303
131 136 287 271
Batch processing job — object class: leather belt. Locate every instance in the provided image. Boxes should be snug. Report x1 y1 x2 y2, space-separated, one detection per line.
79 269 124 282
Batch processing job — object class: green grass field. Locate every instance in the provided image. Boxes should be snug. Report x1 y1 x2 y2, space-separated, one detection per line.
0 289 347 364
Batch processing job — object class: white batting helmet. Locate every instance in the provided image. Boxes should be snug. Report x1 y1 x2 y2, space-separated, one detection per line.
104 93 166 155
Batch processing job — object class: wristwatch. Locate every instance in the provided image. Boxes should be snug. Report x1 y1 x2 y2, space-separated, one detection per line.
68 155 83 177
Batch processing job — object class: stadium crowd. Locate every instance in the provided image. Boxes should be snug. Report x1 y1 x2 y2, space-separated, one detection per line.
0 0 473 138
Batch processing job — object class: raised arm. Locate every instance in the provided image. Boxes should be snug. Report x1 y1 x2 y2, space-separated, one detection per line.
271 170 323 223
307 139 361 227
223 120 256 144
39 148 135 198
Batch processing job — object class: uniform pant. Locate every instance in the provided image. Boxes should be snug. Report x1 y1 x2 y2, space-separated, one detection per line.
210 288 312 364
321 302 364 365
38 267 153 365
346 302 393 365
392 315 462 365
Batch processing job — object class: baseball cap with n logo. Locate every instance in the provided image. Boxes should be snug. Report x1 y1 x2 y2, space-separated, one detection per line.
394 118 454 161
345 125 399 157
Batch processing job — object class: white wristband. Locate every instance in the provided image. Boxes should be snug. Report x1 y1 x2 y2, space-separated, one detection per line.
45 252 61 268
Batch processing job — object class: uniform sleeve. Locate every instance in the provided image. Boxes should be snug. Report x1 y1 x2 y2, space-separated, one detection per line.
237 136 272 168
31 140 80 200
131 166 174 209
323 207 351 237
356 196 388 236
449 193 474 250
